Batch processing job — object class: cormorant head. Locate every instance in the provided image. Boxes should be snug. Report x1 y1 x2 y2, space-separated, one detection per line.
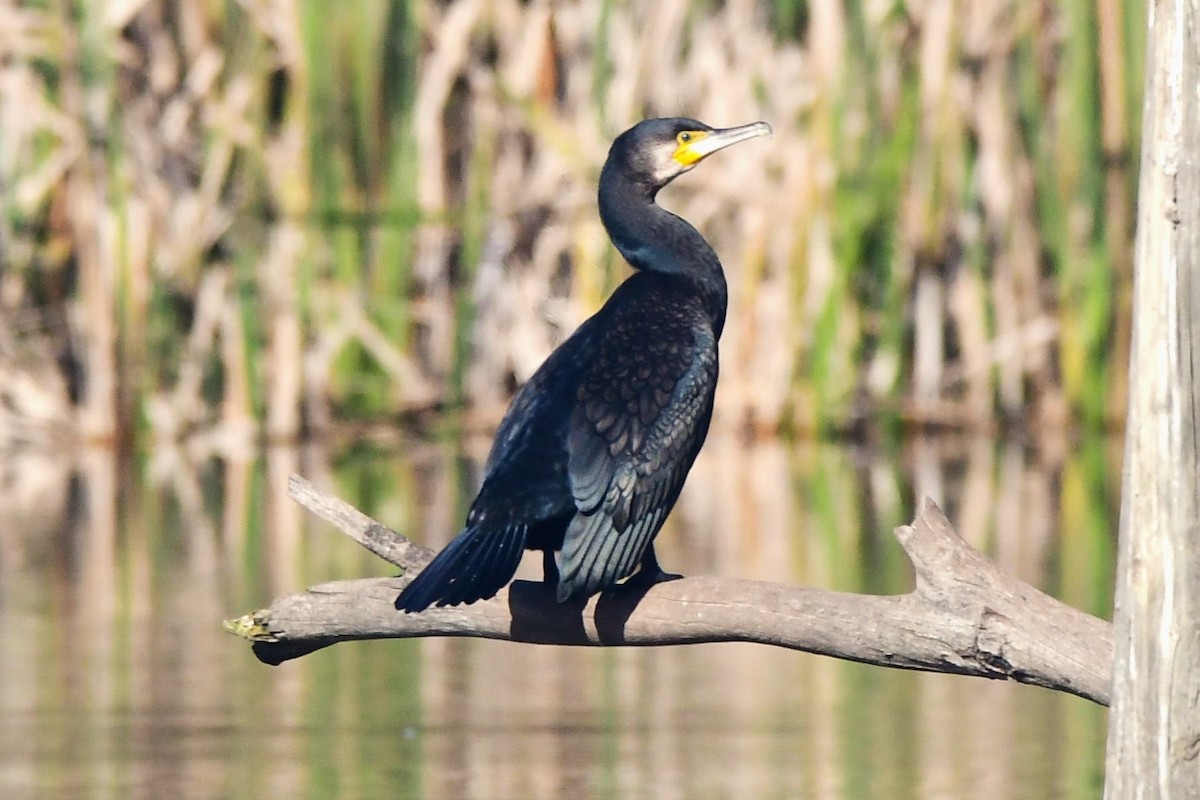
605 117 772 193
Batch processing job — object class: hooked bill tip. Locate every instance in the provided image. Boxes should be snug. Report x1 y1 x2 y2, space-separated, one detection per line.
746 121 772 137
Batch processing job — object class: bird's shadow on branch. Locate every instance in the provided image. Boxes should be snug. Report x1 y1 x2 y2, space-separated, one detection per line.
594 580 662 643
507 581 590 644
507 578 665 645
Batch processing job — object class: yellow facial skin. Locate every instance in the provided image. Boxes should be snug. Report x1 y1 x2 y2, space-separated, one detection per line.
672 131 712 167
670 121 772 169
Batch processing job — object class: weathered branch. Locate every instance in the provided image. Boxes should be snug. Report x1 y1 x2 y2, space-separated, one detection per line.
225 475 1114 706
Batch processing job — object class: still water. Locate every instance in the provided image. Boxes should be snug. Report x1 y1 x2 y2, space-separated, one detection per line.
0 432 1115 800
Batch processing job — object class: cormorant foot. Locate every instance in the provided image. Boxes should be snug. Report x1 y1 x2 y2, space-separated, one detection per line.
626 565 683 589
542 550 561 587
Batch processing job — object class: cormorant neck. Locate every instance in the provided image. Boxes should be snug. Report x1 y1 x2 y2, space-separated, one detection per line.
598 167 728 332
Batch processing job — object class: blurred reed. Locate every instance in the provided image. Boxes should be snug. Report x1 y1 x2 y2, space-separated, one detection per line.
0 0 1142 447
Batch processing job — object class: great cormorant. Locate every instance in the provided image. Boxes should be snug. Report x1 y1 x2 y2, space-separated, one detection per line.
395 117 771 612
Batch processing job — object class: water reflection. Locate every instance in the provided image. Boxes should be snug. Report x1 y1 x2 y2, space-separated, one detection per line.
0 433 1112 800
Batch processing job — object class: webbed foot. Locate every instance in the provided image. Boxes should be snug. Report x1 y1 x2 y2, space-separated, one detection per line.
542 549 561 587
627 546 682 587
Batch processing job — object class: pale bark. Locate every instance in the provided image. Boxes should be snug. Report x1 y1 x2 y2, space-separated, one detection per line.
1103 0 1200 795
226 475 1114 706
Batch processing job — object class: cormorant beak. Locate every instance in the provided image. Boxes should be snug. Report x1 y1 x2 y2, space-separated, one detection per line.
673 121 772 167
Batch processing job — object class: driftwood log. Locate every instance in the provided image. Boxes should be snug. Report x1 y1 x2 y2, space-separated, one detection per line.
225 475 1114 706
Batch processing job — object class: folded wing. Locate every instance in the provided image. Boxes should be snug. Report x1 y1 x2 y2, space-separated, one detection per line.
556 317 717 602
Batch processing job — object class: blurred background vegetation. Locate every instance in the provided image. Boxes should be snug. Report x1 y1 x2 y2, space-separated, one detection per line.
0 4 1131 795
0 0 1143 451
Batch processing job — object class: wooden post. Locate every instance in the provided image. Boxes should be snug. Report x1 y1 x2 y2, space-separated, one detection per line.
1103 0 1200 795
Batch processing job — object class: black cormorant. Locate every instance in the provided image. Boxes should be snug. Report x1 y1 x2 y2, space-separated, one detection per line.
396 117 771 612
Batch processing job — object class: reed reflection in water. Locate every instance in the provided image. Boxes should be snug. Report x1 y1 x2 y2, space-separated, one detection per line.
0 433 1114 800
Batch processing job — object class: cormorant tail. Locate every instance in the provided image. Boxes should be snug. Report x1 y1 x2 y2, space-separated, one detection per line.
394 522 527 613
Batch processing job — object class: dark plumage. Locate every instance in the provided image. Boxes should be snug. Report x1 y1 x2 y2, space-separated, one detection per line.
395 117 771 612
